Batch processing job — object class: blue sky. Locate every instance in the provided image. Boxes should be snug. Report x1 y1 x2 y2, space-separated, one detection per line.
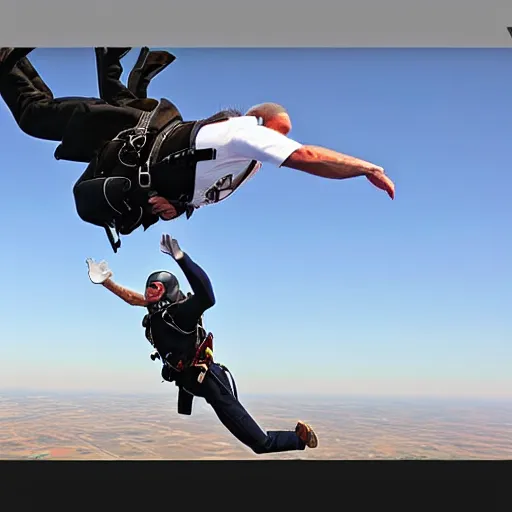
0 48 510 398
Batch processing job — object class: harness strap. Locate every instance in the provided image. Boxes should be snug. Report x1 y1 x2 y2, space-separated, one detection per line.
112 109 157 189
113 109 153 143
105 223 121 253
203 364 238 400
99 108 160 250
218 365 238 400
150 111 239 218
154 147 217 220
160 147 217 166
148 119 181 167
138 110 153 132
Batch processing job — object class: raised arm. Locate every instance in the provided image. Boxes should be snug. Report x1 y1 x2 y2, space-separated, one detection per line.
175 251 216 310
160 235 215 313
86 258 148 307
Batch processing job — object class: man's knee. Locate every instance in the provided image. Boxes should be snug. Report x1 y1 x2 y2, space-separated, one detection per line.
17 104 43 137
249 437 272 455
251 444 266 455
19 97 102 142
17 102 59 140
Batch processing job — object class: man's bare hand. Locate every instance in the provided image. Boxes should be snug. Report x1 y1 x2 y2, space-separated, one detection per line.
148 196 178 220
365 168 395 200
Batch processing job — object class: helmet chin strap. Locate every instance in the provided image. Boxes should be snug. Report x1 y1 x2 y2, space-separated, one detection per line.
147 289 187 314
147 297 172 314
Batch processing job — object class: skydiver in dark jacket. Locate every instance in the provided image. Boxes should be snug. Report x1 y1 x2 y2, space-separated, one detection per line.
86 233 319 454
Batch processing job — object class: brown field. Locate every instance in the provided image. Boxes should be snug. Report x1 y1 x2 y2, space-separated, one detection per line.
0 391 510 460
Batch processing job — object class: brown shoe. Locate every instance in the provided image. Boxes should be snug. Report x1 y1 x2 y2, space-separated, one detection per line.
295 421 318 448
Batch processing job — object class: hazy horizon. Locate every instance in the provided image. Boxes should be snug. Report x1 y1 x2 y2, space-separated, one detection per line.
2 387 511 404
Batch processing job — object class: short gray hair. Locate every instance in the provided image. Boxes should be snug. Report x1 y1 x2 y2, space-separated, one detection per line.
245 102 288 118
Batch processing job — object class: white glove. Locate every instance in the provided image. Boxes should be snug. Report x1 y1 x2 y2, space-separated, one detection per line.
86 258 113 284
160 233 184 260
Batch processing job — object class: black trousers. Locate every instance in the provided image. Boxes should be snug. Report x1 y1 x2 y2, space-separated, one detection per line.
0 52 149 144
0 61 100 141
182 363 305 454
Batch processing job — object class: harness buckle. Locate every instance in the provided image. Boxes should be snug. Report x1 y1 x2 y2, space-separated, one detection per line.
118 129 149 168
138 163 152 188
196 364 209 383
129 133 147 151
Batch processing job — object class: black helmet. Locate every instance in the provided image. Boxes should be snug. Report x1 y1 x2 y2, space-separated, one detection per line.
145 271 181 304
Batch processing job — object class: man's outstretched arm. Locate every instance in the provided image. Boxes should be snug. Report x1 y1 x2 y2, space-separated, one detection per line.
282 145 395 199
229 123 395 199
282 145 377 179
86 258 148 307
102 278 148 307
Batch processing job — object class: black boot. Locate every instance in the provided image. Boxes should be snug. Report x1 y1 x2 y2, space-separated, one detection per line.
95 47 136 105
96 47 131 61
127 48 176 99
0 48 35 81
126 47 149 96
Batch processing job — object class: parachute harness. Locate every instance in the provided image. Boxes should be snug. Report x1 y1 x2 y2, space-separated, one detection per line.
144 306 212 382
113 110 155 190
144 309 237 398
110 107 221 220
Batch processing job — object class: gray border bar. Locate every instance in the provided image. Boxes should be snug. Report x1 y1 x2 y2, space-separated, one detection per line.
2 0 512 47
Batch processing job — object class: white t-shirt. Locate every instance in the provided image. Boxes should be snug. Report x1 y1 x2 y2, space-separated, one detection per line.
192 115 302 208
